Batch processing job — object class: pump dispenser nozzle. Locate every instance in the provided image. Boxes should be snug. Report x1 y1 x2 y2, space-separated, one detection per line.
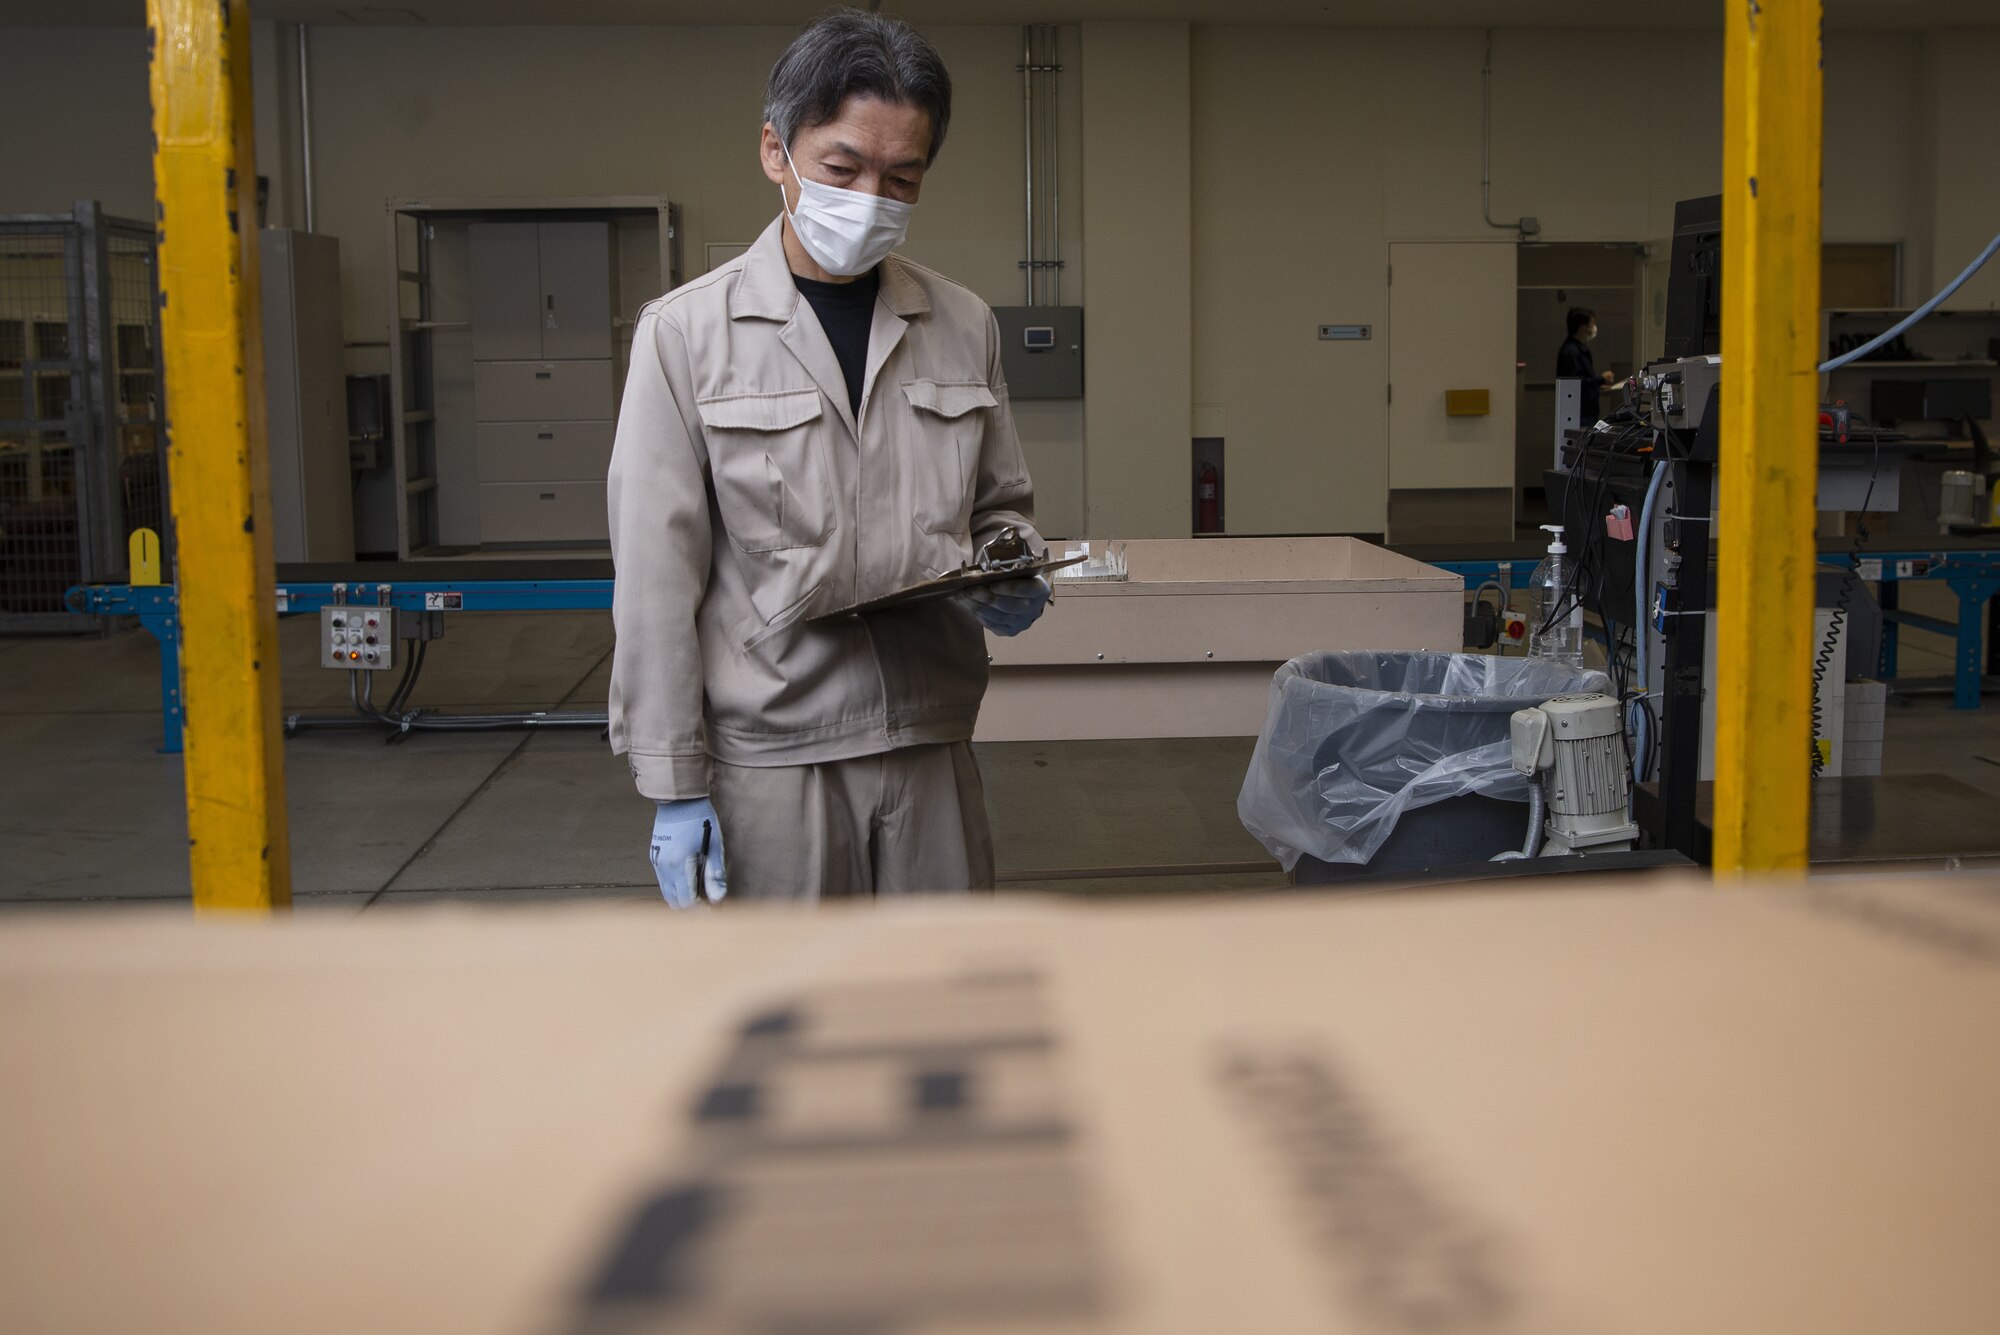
1539 523 1568 556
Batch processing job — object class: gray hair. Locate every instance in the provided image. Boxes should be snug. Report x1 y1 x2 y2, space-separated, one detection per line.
763 8 953 166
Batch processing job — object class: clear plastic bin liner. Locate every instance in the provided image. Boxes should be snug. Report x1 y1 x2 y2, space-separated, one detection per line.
1238 651 1609 870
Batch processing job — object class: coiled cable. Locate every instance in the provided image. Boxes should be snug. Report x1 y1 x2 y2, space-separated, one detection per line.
1810 446 1879 777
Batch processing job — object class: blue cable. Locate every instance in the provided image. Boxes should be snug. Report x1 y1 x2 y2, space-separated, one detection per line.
1631 458 1671 765
1819 230 2000 374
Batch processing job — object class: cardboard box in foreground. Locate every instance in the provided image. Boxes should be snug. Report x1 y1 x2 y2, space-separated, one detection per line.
2 874 1997 1334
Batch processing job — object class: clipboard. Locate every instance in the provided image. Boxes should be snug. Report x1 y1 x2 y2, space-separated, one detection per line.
809 551 1086 621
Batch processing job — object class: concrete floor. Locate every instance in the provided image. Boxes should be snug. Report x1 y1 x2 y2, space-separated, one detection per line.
3 581 1993 911
0 609 1288 910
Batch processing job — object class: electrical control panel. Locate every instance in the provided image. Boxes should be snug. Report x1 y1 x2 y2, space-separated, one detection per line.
991 305 1083 399
322 606 396 670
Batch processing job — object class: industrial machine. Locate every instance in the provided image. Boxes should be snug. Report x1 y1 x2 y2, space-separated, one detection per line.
1939 418 2000 535
1503 693 1640 858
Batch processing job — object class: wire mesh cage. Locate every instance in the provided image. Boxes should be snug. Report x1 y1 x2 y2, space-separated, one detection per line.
108 227 169 577
0 203 166 630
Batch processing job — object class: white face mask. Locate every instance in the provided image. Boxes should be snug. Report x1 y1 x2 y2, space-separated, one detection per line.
779 142 915 277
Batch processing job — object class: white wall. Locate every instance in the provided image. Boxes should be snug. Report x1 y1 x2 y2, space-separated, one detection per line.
3 20 1993 540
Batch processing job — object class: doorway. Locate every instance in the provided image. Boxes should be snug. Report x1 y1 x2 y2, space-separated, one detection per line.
1387 241 1518 544
1515 243 1640 528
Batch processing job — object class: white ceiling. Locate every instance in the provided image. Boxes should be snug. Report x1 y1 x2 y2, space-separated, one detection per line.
5 0 1998 28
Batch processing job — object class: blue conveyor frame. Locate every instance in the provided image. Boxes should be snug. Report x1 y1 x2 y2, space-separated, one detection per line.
68 552 2000 754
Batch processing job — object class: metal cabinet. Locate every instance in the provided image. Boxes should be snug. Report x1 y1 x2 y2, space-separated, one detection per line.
467 224 543 361
469 221 615 362
477 481 611 543
261 229 354 563
468 220 616 544
471 360 617 422
476 422 615 483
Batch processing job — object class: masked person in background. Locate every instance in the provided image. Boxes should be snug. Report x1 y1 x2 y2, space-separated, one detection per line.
607 9 1050 907
1556 306 1621 427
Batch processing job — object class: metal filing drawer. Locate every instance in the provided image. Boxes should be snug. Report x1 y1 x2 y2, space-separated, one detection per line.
477 482 611 544
478 421 615 483
473 359 615 422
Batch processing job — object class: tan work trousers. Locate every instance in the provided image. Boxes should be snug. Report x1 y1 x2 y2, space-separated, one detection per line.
709 741 996 902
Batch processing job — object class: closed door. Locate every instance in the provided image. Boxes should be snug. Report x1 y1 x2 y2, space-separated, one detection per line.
538 221 614 360
1387 243 1517 492
469 223 544 361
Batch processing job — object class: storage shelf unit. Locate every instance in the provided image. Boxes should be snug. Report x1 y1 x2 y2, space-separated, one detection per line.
385 198 681 558
1819 308 1999 533
470 220 617 545
1819 308 2000 417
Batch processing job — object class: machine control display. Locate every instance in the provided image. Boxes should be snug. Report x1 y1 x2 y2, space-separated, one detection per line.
1022 325 1057 350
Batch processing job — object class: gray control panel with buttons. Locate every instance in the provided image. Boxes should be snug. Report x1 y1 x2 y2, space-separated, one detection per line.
322 606 397 670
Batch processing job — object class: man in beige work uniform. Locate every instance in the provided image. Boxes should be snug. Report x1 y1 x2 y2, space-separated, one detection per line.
607 10 1050 906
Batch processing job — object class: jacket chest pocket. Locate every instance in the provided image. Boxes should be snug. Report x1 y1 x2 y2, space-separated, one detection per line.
902 379 997 537
696 389 834 553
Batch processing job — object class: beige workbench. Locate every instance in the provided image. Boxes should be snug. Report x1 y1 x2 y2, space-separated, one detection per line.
978 536 1462 740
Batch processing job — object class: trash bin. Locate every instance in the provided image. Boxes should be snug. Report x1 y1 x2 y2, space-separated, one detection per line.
1238 651 1610 881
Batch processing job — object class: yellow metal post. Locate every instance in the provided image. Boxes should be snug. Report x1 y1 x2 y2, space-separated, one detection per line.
148 0 291 911
1715 0 1824 877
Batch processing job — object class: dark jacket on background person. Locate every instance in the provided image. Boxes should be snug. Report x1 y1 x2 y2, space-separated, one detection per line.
1556 335 1600 424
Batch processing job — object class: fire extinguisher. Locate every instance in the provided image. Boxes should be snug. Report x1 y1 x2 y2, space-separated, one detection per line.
1197 462 1220 533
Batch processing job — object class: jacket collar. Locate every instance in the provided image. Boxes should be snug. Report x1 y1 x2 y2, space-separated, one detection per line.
730 213 931 322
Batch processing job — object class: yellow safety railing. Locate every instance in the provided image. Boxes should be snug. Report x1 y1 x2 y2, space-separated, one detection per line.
148 0 292 911
1715 0 1824 876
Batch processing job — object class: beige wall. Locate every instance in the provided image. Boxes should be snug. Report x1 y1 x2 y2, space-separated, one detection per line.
1824 31 1926 299
1189 27 1725 535
1920 29 2000 310
289 22 1091 539
1081 22 1192 539
283 24 1071 349
0 28 154 222
3 21 1995 542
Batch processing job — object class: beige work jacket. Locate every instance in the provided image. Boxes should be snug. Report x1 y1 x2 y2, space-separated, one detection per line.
607 216 1040 800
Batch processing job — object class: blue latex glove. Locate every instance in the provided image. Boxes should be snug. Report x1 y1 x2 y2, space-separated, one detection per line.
959 574 1051 637
649 798 728 908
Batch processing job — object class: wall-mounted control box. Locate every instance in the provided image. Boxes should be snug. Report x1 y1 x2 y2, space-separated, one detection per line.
322 606 397 671
992 305 1084 400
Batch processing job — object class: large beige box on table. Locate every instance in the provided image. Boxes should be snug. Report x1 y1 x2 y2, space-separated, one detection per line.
979 537 1462 741
3 875 1997 1335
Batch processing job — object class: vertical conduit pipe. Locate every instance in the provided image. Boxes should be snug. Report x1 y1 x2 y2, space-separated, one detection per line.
1479 30 1524 236
297 24 316 232
1047 26 1061 305
1022 26 1035 305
